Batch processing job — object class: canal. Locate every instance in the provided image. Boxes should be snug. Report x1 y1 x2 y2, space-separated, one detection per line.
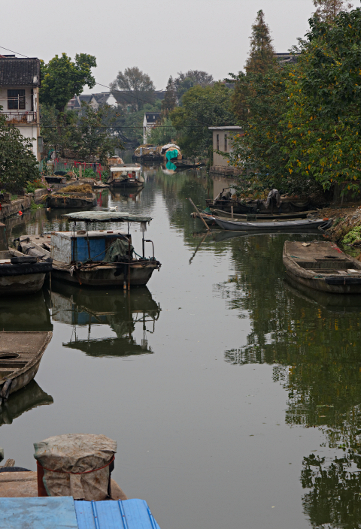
2 166 361 529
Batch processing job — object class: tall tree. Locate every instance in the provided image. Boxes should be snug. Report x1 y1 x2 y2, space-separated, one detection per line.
162 76 177 116
0 110 38 192
313 0 353 22
40 53 97 113
111 67 155 111
174 70 214 101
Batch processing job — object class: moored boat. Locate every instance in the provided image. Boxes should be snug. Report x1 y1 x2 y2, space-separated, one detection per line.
213 216 331 232
18 211 161 288
0 331 52 403
0 250 52 295
107 164 144 188
283 240 361 294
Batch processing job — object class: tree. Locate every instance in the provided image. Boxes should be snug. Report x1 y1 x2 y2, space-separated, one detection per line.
148 117 177 145
111 67 155 111
174 70 214 101
171 82 234 158
40 53 97 113
162 76 177 116
0 110 39 192
245 10 276 75
313 0 353 23
284 7 361 194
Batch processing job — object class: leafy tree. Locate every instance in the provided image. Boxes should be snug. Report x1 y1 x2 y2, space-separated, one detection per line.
148 117 177 145
111 67 155 111
284 7 361 194
40 53 97 113
174 70 214 101
0 110 39 192
162 76 177 116
171 82 234 158
107 100 162 145
40 104 79 157
313 0 353 23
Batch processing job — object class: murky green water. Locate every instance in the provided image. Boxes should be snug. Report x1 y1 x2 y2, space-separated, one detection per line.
2 167 361 529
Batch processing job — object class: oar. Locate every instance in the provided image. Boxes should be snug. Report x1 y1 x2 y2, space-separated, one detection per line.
188 198 211 232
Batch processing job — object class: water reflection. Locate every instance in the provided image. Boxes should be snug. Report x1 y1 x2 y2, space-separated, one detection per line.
0 290 52 331
50 281 161 357
0 380 53 426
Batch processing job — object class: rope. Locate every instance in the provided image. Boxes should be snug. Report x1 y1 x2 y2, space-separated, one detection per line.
37 455 115 475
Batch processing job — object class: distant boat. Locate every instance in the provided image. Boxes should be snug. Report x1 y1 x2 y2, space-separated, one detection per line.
107 164 144 188
283 240 361 293
0 331 52 403
212 216 330 232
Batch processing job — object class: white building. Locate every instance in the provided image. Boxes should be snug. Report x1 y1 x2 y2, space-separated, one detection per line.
208 126 243 175
143 112 161 144
0 56 41 161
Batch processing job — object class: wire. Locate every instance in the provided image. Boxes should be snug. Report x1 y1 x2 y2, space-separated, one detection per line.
0 46 29 58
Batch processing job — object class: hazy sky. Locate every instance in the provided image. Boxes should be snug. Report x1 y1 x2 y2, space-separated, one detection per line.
1 0 315 91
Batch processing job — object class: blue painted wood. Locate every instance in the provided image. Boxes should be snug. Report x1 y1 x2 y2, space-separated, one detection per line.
0 496 78 529
75 499 161 529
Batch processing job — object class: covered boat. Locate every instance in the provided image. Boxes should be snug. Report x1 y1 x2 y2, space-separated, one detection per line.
212 216 331 232
160 143 182 162
0 250 52 295
283 240 361 294
107 164 144 188
18 211 161 289
0 331 52 403
133 144 162 161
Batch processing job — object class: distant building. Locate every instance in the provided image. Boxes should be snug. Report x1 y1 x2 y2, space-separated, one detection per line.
67 92 117 112
143 112 161 144
275 52 300 64
0 55 41 160
208 126 243 176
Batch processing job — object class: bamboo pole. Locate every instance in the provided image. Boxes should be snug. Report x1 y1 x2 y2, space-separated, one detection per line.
188 198 210 231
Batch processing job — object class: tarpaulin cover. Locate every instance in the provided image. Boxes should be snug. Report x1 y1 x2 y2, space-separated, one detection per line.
62 211 152 223
165 149 178 161
34 434 117 501
104 238 134 262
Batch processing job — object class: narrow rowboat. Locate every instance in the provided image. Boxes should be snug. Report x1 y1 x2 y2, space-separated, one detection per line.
0 332 52 403
283 240 361 294
213 216 330 232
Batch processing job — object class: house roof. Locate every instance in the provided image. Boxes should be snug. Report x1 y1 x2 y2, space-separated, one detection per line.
145 112 161 124
0 58 40 86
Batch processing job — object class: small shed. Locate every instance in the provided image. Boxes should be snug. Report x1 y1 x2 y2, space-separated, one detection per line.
208 126 243 176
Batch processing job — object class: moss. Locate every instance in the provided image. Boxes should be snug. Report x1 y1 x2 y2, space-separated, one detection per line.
342 225 361 245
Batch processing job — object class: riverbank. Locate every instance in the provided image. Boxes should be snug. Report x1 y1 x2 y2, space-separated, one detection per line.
316 203 361 256
0 189 49 222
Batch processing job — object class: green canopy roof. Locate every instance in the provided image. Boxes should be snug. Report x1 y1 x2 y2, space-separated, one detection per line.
62 211 152 223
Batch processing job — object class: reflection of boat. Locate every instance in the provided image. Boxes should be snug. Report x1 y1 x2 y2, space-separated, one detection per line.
284 275 361 313
0 290 52 331
0 331 52 402
283 240 361 293
213 216 330 232
107 164 144 189
211 229 325 243
0 380 53 426
51 281 160 358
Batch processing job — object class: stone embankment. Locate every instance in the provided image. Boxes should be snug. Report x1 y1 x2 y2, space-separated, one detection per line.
0 189 48 222
320 204 361 256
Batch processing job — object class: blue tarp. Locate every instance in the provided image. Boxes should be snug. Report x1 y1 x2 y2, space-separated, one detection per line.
165 149 178 161
75 499 161 529
0 497 78 529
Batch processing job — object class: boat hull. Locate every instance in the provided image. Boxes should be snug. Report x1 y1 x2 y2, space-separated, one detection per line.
47 195 97 209
214 217 328 231
0 272 46 295
109 181 144 189
284 270 361 294
52 261 160 287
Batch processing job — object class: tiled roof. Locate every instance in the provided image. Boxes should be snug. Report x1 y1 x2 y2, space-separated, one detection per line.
0 58 40 86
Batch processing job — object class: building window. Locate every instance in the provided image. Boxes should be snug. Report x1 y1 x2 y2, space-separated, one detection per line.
224 134 228 152
8 89 25 110
216 134 219 150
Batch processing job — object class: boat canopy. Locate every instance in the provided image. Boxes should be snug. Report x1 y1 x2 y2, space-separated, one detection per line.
62 211 152 223
110 165 141 172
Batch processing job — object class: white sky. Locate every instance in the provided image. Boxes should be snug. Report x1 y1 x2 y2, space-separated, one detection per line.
1 0 315 91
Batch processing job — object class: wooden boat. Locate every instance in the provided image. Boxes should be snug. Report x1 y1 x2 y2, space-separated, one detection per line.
206 192 313 215
0 250 52 295
283 240 361 293
213 216 330 232
107 164 144 188
18 211 161 289
0 331 52 403
47 191 97 209
209 208 317 220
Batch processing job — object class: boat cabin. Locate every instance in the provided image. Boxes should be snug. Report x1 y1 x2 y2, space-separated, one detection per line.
51 231 131 265
108 164 144 186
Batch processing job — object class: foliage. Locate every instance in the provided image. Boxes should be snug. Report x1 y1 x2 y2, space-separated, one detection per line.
40 104 79 157
0 110 39 193
107 100 162 145
111 67 155 111
284 8 361 194
40 53 96 113
171 83 234 158
313 0 353 23
174 70 214 101
162 76 177 116
342 225 361 245
148 117 177 145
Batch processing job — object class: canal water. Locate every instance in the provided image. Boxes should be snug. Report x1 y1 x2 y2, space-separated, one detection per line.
2 167 361 529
